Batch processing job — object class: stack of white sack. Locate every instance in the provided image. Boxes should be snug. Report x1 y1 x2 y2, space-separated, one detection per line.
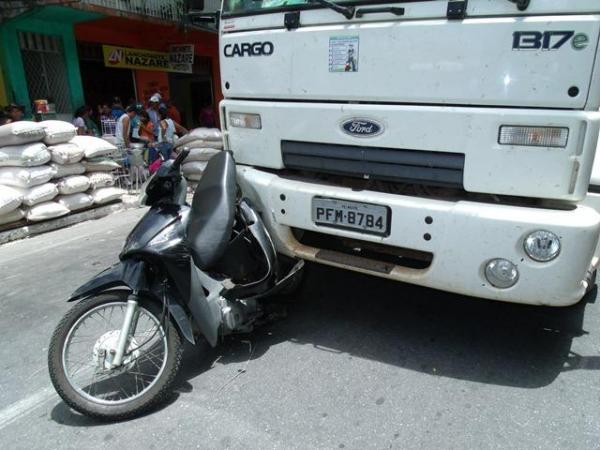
72 135 125 206
0 121 61 223
175 128 223 182
20 121 78 221
0 121 126 227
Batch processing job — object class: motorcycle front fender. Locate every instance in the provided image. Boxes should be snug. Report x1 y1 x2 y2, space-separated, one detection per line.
68 260 195 344
69 260 147 301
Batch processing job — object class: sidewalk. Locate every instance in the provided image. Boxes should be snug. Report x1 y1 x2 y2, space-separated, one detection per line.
0 195 141 245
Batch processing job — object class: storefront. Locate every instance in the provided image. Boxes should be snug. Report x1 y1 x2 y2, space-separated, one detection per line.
0 5 221 127
74 16 221 128
0 6 102 119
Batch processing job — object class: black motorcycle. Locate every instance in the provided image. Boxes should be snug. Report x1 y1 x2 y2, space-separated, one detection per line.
47 149 303 420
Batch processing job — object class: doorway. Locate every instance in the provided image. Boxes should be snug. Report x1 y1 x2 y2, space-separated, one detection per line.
77 42 136 110
168 56 213 129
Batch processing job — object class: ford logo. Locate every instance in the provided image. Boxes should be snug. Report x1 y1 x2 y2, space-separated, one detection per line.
341 118 383 137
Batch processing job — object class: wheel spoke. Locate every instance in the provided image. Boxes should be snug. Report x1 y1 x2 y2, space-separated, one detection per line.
62 301 168 406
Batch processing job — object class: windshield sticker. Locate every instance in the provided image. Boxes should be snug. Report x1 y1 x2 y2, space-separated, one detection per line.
329 36 359 73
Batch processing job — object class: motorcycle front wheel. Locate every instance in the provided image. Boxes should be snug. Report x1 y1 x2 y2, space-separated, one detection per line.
48 291 184 420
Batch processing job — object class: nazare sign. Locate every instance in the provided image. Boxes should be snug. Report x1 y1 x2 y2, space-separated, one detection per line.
169 44 194 74
103 45 195 73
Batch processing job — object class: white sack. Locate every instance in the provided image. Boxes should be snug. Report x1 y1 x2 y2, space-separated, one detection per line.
176 128 222 148
177 138 223 150
57 193 93 211
50 162 86 179
25 201 69 222
0 165 53 188
82 158 121 172
182 161 208 176
56 175 90 195
12 183 58 206
48 143 84 164
0 208 25 225
0 122 46 146
41 120 77 145
185 173 204 181
90 187 125 204
87 172 115 189
101 135 118 145
0 185 23 215
0 142 51 167
185 147 220 162
70 136 117 158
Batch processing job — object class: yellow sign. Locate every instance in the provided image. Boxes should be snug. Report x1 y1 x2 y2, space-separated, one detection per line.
102 45 189 73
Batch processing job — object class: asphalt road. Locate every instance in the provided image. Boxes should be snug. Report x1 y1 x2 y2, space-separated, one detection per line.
0 208 599 450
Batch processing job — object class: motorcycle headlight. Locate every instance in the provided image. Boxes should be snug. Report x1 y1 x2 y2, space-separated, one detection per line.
523 230 561 262
148 223 181 250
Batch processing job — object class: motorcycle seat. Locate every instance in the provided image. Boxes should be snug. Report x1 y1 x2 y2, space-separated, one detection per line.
186 151 236 270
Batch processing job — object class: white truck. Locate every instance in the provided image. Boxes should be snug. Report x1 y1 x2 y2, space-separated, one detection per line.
212 0 600 306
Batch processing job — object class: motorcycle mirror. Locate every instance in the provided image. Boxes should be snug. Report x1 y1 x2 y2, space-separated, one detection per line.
172 148 190 170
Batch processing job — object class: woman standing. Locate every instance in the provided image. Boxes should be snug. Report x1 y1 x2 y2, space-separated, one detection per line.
138 110 155 143
115 105 138 149
83 106 100 137
157 106 187 161
72 106 90 135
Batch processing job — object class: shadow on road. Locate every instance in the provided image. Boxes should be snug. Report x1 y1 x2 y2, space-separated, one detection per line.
50 262 599 426
206 263 598 388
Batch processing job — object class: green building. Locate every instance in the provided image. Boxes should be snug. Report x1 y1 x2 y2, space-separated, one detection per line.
0 5 102 118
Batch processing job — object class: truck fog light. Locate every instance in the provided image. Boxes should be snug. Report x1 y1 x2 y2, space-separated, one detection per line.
524 230 561 262
229 112 262 129
498 126 568 148
485 258 519 289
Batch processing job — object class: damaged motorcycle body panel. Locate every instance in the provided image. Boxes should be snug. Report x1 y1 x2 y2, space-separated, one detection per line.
67 151 303 349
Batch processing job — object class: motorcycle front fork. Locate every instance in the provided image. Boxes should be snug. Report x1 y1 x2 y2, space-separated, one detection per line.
111 293 140 368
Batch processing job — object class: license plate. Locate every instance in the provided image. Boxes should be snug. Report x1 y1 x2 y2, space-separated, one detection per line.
312 197 390 236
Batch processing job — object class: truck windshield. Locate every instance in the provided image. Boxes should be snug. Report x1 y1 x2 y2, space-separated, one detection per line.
223 0 534 16
223 0 357 15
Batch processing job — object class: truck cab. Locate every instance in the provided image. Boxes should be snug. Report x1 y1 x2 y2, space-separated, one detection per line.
216 0 600 306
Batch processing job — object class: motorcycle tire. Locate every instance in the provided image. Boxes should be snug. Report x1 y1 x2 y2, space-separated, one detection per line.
48 291 184 421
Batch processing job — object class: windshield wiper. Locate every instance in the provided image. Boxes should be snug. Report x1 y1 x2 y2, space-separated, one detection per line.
308 0 355 20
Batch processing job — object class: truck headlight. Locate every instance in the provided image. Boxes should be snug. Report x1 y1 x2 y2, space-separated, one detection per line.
229 112 262 129
498 126 568 148
485 258 519 289
523 230 561 262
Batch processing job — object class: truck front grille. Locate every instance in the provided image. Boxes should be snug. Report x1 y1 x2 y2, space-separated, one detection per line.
282 141 465 188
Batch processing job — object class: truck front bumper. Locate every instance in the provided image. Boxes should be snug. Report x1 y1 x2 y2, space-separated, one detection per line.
237 165 600 306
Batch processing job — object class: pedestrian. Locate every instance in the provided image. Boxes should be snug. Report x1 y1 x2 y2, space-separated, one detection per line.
138 110 154 143
73 106 91 135
115 105 138 149
5 103 25 122
147 95 161 140
156 106 187 161
111 97 125 120
129 102 145 143
98 103 111 121
199 102 215 128
0 110 10 125
84 106 101 137
166 99 182 124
